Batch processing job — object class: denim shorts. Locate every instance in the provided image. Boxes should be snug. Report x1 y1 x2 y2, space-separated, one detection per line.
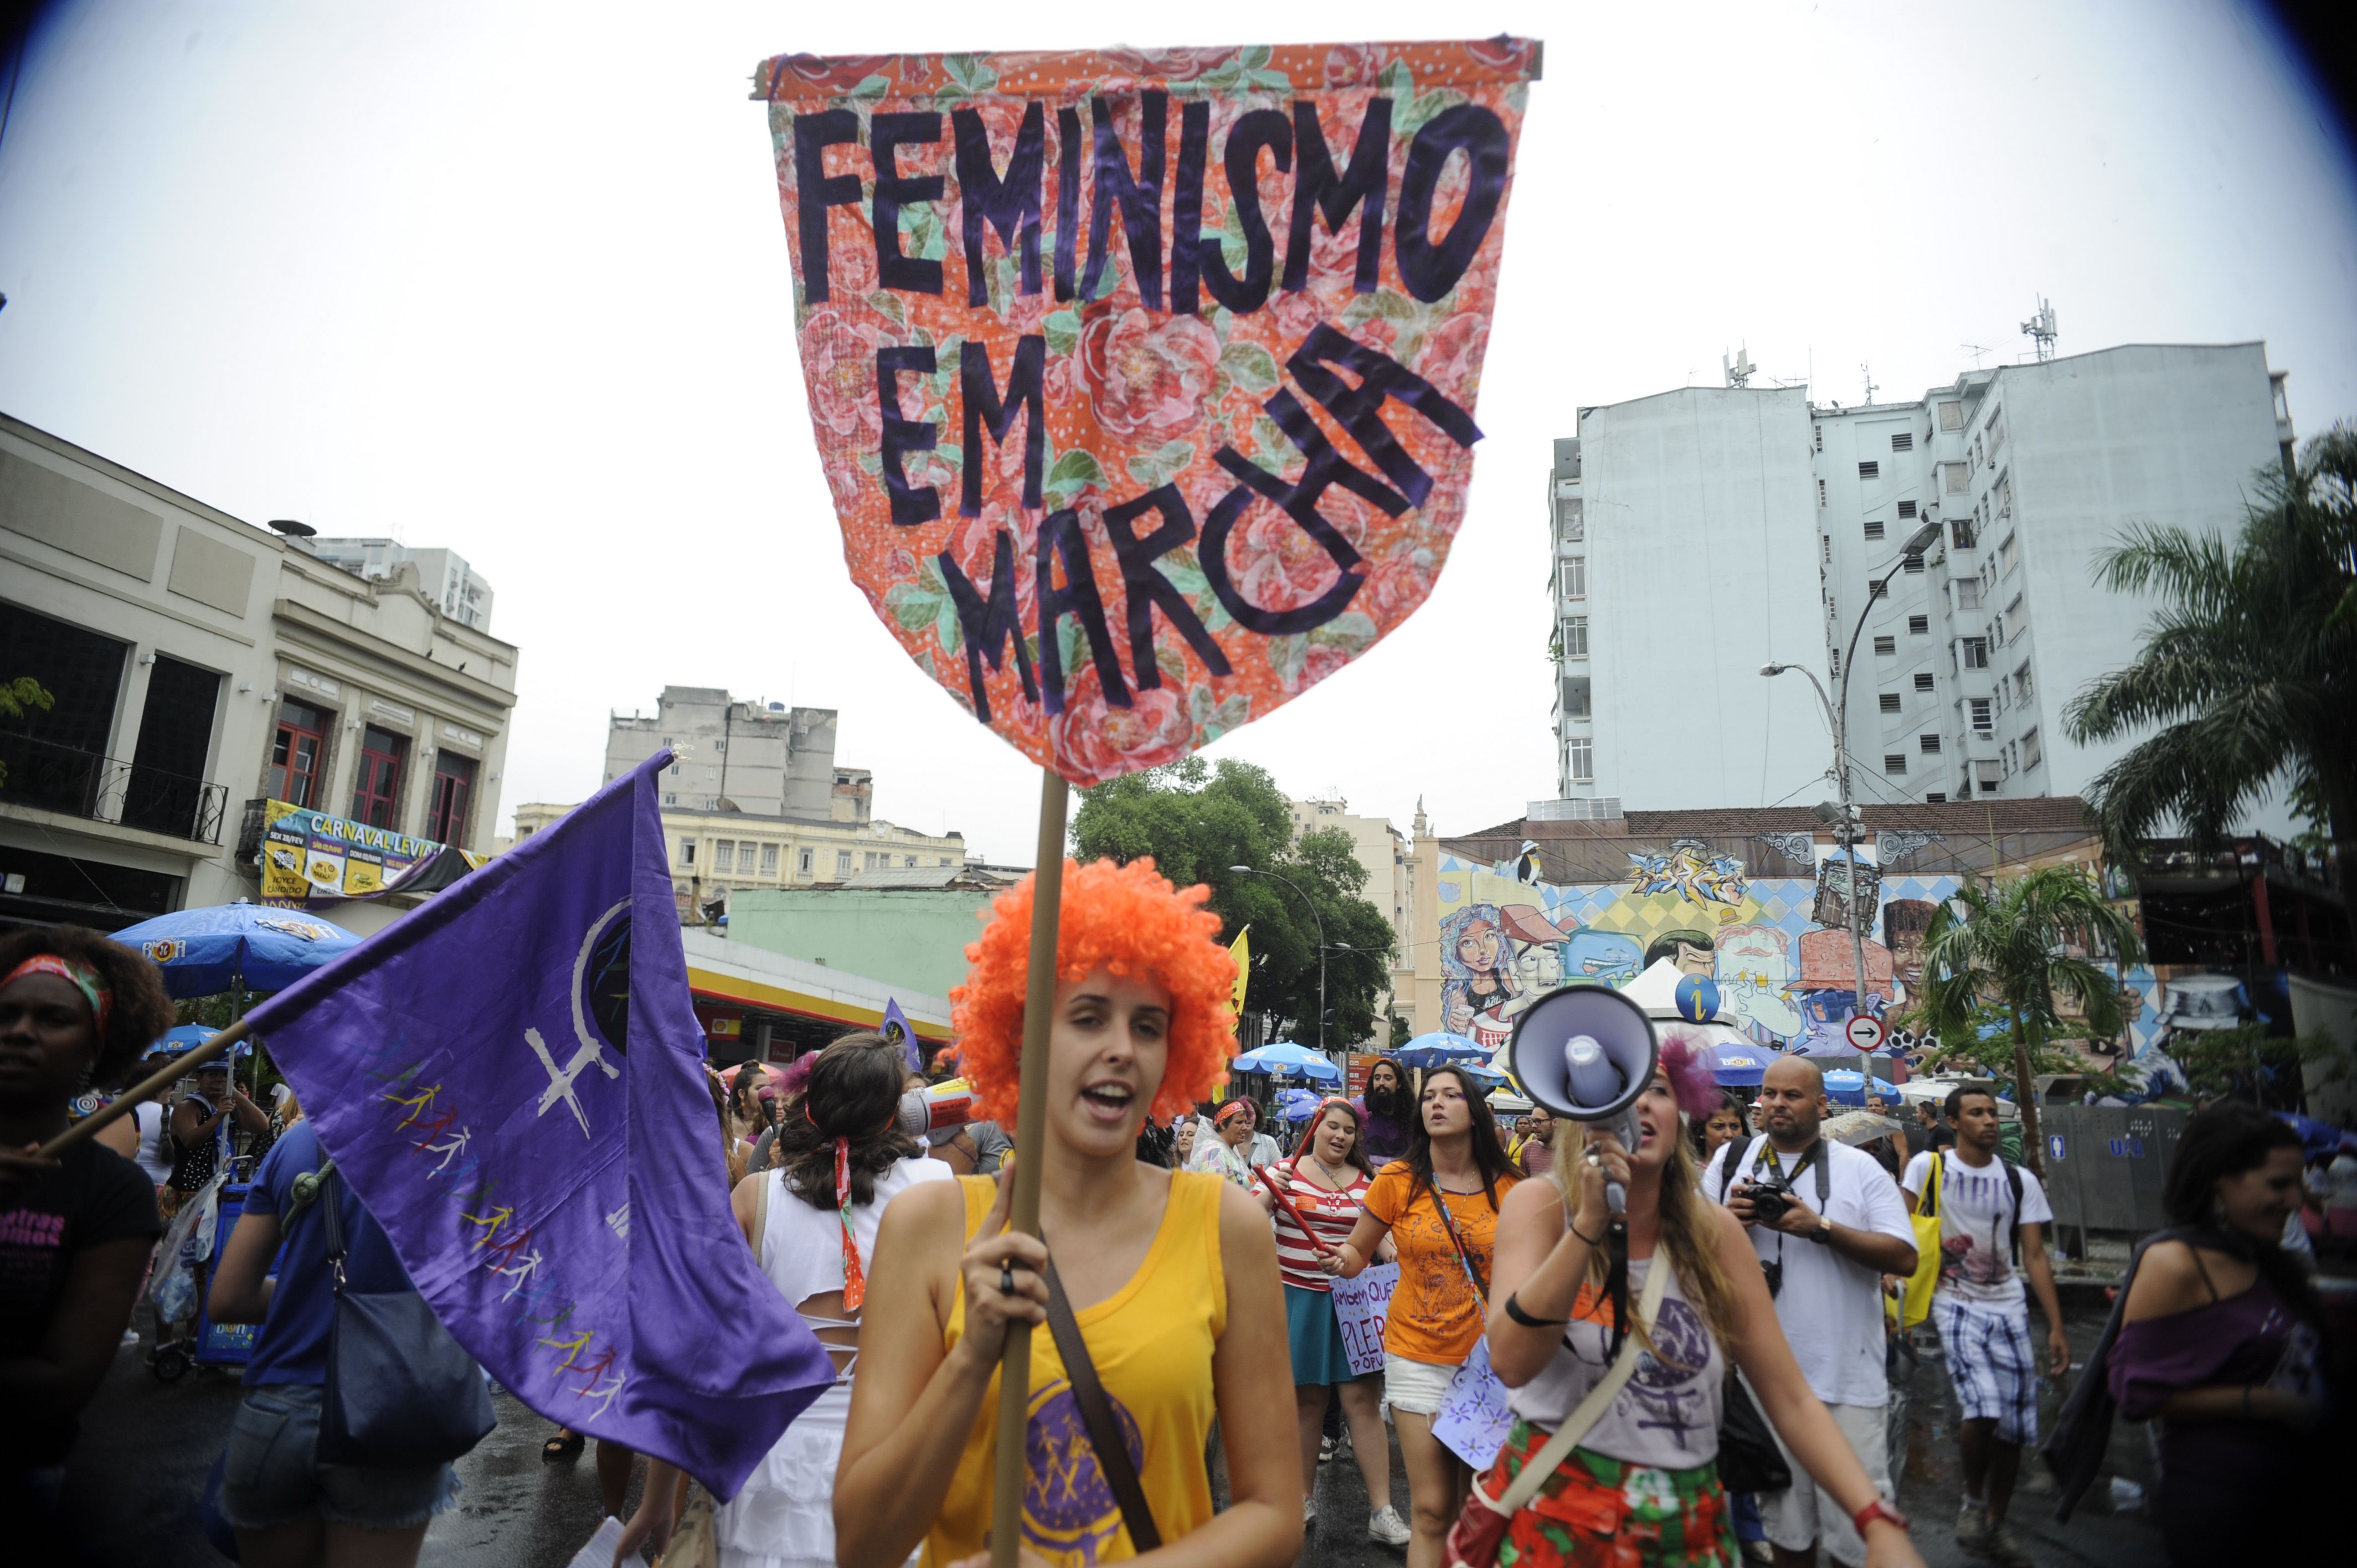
218 1384 459 1531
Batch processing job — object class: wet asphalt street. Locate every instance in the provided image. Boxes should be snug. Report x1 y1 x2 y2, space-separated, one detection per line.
60 1290 2163 1566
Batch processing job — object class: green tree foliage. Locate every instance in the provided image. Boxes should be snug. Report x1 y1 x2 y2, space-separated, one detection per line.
0 676 55 787
1916 865 2143 1176
1070 757 1395 1046
2063 425 2357 893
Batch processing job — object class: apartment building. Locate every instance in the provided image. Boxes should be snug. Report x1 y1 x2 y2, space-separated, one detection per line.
514 685 965 918
1 414 518 935
308 537 496 632
1286 792 1414 1030
1549 338 2296 812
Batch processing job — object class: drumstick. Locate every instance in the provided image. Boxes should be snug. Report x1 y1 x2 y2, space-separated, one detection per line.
1255 1162 1339 1258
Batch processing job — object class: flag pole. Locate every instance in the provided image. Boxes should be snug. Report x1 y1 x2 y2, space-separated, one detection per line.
34 1017 255 1159
992 766 1069 1568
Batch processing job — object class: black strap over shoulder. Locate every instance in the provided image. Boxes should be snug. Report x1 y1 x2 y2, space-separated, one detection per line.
1041 1254 1161 1554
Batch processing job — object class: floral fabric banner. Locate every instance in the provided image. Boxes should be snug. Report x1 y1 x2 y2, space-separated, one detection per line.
755 41 1537 783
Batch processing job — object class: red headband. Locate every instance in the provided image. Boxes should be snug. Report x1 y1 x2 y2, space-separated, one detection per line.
1213 1100 1253 1125
3 955 111 1034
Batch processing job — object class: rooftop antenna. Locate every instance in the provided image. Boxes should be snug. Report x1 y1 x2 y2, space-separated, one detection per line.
2020 296 2057 363
1960 343 1994 370
1723 343 1755 389
1860 363 1878 404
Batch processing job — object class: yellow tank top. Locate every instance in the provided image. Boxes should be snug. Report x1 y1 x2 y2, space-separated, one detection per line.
925 1170 1227 1567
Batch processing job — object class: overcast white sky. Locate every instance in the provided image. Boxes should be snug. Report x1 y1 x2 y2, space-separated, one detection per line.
3 1 2351 863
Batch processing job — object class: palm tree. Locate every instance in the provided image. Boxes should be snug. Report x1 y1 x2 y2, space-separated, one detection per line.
2064 425 2357 896
1916 865 2144 1177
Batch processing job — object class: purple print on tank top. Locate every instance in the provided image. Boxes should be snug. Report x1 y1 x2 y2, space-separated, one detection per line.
1024 1379 1145 1564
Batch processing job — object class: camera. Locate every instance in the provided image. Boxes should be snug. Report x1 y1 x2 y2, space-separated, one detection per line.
1743 1174 1796 1225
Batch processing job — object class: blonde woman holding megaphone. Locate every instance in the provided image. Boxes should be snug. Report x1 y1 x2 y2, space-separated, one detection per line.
1479 1033 1926 1568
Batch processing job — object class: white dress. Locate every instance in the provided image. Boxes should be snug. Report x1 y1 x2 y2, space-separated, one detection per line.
717 1153 951 1568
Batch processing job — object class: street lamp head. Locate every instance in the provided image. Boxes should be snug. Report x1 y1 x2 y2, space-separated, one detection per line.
1228 864 1253 874
1760 662 1787 677
1901 520 1941 557
1811 800 1845 826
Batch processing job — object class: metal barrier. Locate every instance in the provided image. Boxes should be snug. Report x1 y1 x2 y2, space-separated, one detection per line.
2040 1103 2189 1235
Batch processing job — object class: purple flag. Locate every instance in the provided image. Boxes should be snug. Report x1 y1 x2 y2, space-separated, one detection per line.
880 997 918 1071
249 752 832 1498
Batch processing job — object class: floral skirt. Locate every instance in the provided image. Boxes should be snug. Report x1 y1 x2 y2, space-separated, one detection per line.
1480 1419 1738 1568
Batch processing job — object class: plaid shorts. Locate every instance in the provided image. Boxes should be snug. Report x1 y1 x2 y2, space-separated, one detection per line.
1930 1293 2038 1446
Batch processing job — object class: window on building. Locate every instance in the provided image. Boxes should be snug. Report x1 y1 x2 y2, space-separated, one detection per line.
1813 425 1823 452
1951 517 1977 550
1858 461 1879 481
1957 579 1982 610
1897 499 1917 519
2006 593 2024 621
1561 557 1586 599
836 849 853 878
350 726 406 828
1927 791 1947 803
1968 698 1994 731
714 839 735 871
904 855 918 868
1891 432 1913 452
1975 760 2001 791
1821 535 1831 564
1963 637 1990 668
680 838 696 865
1907 614 1929 634
760 843 780 875
738 842 756 874
1999 534 2021 576
1995 476 2013 517
1883 754 1907 775
1987 410 2005 452
798 847 814 875
1870 580 1889 598
1864 519 1885 540
1567 737 1594 783
2023 729 2042 770
1903 555 1924 573
1563 617 1588 657
664 792 678 806
1880 692 1901 713
2014 663 2034 700
1993 615 2006 647
1939 401 1964 431
1920 733 1942 754
1944 463 1969 493
1874 635 1896 655
1817 479 1828 507
426 752 476 844
267 698 331 808
1915 672 1934 692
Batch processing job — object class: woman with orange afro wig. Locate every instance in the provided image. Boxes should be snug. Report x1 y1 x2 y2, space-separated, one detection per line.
836 858 1302 1568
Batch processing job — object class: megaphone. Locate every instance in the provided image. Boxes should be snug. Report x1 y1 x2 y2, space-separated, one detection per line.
898 1077 980 1141
1505 985 1660 1215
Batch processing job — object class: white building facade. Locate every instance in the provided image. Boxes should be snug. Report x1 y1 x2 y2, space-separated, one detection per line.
1 415 518 937
308 538 496 632
1550 341 2296 812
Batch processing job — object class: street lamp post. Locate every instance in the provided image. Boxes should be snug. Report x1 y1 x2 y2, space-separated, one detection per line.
1764 519 1941 1068
1231 865 1326 1055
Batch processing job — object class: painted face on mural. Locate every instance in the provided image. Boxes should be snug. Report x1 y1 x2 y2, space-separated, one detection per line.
1457 921 1501 974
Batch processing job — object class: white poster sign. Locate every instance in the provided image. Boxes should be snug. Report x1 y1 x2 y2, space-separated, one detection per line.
1431 1336 1514 1469
1329 1262 1398 1378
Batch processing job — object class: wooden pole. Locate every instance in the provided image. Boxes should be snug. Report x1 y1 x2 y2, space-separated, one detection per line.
35 1017 256 1159
992 768 1069 1568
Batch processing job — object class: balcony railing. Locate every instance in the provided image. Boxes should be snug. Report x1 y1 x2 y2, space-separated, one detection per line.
0 733 229 844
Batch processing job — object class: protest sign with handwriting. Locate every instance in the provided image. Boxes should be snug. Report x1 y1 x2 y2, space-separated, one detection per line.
755 42 1535 783
1328 1260 1398 1377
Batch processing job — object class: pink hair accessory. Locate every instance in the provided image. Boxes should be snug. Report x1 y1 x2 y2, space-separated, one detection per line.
1655 1028 1722 1119
775 1055 816 1098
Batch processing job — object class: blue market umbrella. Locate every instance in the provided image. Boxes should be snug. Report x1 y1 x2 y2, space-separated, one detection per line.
143 1023 251 1060
1273 1087 1327 1122
1396 1032 1488 1069
1230 1041 1342 1084
1823 1069 1900 1107
1710 1042 1773 1087
111 900 361 998
1458 1061 1508 1089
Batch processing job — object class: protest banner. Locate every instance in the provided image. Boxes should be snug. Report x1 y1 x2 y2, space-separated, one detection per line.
1431 1337 1515 1469
1329 1260 1397 1377
754 40 1537 783
243 753 836 1498
752 42 1537 1561
256 797 482 908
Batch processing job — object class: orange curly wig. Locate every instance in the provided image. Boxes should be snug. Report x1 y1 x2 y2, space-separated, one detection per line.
950 857 1238 1126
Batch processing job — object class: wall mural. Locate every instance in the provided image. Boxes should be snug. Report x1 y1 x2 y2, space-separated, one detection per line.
1434 842 1965 1055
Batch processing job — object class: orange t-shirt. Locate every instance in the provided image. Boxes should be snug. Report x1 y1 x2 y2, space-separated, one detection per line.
1362 1161 1516 1365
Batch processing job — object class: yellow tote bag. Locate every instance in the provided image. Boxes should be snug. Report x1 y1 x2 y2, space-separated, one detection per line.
1900 1151 1942 1328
